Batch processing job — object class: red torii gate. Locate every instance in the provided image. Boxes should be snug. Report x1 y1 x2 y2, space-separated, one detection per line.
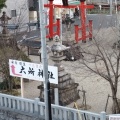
44 0 94 42
74 0 94 43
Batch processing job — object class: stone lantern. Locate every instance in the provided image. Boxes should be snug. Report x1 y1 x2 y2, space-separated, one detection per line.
38 35 80 106
50 35 70 68
0 11 11 34
0 12 14 47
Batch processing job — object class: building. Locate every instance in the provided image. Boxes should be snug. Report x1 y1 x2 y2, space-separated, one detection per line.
86 0 120 4
86 0 120 14
0 0 119 32
0 0 29 32
1 0 29 25
0 0 75 29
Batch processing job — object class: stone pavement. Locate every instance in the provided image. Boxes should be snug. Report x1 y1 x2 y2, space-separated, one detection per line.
23 33 80 105
22 33 105 114
22 28 120 114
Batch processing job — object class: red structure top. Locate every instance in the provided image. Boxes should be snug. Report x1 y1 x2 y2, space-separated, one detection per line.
44 0 94 42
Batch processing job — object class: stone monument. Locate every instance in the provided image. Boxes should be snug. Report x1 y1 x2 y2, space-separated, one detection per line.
38 35 80 106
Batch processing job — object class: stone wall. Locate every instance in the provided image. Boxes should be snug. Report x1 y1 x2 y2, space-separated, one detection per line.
0 109 42 120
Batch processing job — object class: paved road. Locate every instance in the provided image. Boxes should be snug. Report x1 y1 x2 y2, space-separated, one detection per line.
68 14 117 33
16 14 118 41
86 14 117 29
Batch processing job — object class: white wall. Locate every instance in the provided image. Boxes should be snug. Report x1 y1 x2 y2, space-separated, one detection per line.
0 0 29 28
53 0 62 5
53 0 73 5
53 0 74 18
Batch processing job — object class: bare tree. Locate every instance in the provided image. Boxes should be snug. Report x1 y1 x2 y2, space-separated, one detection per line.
76 27 120 113
0 35 30 92
0 10 30 93
1 0 29 34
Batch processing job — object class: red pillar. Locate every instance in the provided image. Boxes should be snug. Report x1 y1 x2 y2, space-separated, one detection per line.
75 25 79 43
56 19 60 36
89 20 93 40
80 2 86 43
49 1 54 39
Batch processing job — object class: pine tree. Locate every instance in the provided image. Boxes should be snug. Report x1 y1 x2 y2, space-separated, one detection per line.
0 0 6 12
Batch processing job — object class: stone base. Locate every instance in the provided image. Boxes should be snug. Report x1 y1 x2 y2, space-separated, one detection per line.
59 83 80 106
38 83 80 106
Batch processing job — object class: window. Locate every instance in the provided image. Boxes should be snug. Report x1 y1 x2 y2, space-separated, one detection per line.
11 10 17 17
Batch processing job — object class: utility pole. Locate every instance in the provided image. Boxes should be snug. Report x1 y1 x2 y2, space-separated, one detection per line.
38 0 50 120
60 11 62 44
45 0 48 31
115 0 118 28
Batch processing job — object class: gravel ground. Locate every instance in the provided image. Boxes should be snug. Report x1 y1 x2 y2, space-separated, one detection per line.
23 27 120 114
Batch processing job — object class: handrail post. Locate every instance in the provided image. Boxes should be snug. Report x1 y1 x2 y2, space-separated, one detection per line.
100 111 106 120
34 98 39 114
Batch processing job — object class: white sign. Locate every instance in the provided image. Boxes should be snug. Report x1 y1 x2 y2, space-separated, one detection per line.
109 116 120 120
9 59 58 84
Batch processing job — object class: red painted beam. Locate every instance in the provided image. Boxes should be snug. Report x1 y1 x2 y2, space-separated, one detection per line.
45 4 78 8
54 4 78 8
44 4 51 7
45 4 94 9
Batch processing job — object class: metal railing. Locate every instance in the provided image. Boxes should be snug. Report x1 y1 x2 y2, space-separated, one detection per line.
0 93 111 120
